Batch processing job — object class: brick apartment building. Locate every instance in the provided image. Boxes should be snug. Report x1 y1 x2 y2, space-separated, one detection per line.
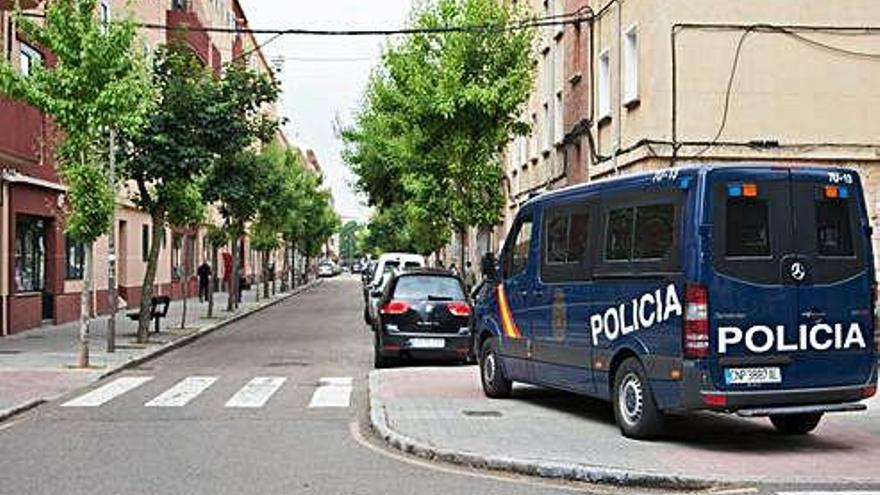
0 0 303 335
494 0 880 267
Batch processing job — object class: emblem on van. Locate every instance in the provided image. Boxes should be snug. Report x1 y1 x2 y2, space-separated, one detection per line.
790 261 807 281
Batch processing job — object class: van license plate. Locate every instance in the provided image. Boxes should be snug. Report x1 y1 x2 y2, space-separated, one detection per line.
410 338 445 349
725 367 781 385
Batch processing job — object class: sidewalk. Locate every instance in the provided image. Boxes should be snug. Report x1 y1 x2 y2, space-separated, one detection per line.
0 281 319 421
370 366 880 488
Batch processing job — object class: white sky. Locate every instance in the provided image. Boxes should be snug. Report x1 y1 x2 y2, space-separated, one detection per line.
240 0 413 223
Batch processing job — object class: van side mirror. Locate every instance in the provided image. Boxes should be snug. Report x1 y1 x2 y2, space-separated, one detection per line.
480 252 497 279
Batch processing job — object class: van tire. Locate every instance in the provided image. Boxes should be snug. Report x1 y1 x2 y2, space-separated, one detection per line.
612 358 665 439
480 338 512 398
769 413 823 435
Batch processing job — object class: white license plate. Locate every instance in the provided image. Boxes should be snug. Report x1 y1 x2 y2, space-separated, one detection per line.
725 367 782 385
409 338 445 349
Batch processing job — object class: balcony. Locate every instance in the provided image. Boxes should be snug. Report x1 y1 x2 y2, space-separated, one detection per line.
166 8 210 65
0 0 40 11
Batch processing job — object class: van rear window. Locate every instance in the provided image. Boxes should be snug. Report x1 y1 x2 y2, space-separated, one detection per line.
725 198 770 257
816 198 854 257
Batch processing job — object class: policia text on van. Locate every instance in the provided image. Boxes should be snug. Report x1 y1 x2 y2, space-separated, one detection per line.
473 165 878 439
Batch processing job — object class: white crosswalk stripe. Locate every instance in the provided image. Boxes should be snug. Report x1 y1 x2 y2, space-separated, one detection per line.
224 377 287 408
62 376 154 408
145 376 218 407
308 377 353 408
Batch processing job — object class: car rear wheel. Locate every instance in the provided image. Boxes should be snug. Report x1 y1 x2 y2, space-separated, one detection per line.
769 413 823 435
480 338 511 398
612 358 665 439
373 334 392 369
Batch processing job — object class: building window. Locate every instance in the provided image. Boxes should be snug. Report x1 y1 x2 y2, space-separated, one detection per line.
184 234 196 276
542 102 551 152
171 0 189 11
623 26 639 106
529 113 538 160
554 91 564 146
142 224 150 261
18 40 42 77
172 233 182 278
15 216 46 293
598 50 611 121
65 235 86 280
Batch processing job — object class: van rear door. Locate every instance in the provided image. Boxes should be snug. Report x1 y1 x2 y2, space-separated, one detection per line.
789 168 874 387
707 168 799 391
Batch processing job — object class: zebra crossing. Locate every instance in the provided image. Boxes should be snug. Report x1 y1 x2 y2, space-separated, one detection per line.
60 375 353 410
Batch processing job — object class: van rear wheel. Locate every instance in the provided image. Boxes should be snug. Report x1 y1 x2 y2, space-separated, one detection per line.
769 413 823 435
612 358 665 439
480 338 512 398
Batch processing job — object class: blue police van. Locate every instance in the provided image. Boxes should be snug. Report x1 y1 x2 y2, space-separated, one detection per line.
474 165 879 439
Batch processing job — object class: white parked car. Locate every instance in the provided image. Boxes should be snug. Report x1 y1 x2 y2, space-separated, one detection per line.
317 263 335 277
364 253 425 326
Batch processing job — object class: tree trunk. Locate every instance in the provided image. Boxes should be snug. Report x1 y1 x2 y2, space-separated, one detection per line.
280 243 289 292
304 255 310 283
263 251 270 299
291 244 297 289
137 213 164 343
77 243 93 368
230 233 241 310
207 244 217 318
254 250 261 303
180 273 188 329
458 227 467 276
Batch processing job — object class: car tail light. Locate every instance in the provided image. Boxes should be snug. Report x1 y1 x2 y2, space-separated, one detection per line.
861 385 877 399
683 283 709 359
380 300 410 315
447 301 471 317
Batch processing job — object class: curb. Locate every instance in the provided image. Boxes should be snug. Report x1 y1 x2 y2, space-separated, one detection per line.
367 371 716 491
0 280 322 423
100 279 322 380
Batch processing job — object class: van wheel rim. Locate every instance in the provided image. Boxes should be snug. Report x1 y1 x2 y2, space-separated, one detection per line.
484 353 496 383
619 373 643 426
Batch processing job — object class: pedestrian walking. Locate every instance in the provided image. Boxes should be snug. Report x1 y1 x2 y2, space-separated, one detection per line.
464 261 477 292
197 260 212 302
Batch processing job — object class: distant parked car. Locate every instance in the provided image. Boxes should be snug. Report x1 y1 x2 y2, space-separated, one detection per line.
352 262 363 274
372 268 473 368
317 263 335 278
365 253 426 326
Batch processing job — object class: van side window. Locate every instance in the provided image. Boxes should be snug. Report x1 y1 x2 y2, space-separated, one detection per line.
542 207 590 282
505 217 533 278
726 197 770 257
816 198 853 257
605 204 674 262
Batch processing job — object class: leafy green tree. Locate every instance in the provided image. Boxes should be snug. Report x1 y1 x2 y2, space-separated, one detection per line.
0 0 154 366
121 44 219 342
339 221 364 265
343 0 534 262
201 64 280 311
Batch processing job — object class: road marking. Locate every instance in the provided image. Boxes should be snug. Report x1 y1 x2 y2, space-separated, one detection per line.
61 376 153 408
308 376 352 408
224 377 286 408
145 376 218 407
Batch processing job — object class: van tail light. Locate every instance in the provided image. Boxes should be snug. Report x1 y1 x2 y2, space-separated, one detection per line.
862 385 877 399
702 392 727 408
380 300 410 315
447 301 472 317
873 283 880 352
683 283 709 359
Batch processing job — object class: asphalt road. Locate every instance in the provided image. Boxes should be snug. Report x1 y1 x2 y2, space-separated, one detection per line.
0 276 583 495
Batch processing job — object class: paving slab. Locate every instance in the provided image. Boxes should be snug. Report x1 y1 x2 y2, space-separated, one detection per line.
369 366 880 488
0 281 320 421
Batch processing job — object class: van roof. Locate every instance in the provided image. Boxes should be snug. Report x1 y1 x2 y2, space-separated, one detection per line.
522 163 860 209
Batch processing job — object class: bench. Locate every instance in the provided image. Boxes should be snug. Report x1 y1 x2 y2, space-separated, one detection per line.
126 295 171 334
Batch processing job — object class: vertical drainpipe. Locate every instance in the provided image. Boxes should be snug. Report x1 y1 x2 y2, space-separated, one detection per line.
613 0 622 175
1 179 9 336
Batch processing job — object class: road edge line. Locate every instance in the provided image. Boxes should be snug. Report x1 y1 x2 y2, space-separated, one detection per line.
366 370 717 491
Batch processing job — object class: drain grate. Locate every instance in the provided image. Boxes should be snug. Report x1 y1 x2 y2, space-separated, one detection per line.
264 360 310 368
461 410 503 418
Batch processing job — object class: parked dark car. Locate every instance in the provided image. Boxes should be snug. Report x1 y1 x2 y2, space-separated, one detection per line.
373 268 473 368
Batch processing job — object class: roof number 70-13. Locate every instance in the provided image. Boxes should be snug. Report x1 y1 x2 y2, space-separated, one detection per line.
828 172 854 184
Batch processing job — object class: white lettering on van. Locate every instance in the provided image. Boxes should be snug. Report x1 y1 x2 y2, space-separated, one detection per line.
589 284 682 346
719 322 867 354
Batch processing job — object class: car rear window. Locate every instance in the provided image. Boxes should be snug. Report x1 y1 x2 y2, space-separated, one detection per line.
726 197 771 257
816 198 854 257
383 261 400 273
393 276 465 300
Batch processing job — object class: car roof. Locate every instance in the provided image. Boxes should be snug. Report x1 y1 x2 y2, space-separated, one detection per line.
396 267 459 278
